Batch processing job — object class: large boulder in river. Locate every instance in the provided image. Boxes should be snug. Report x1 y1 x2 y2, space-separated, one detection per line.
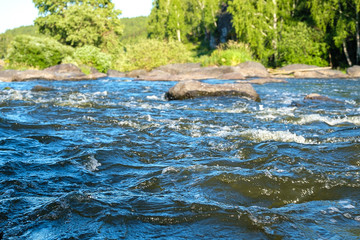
346 65 360 77
165 80 260 101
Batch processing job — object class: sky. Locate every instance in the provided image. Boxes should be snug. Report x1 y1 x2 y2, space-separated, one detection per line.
0 0 153 34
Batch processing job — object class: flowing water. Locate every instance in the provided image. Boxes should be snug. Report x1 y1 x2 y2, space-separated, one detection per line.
0 77 359 239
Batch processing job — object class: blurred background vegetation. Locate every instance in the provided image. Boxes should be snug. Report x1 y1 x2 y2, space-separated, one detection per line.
1 0 359 73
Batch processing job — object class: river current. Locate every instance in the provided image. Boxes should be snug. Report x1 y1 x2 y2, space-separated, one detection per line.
0 77 359 239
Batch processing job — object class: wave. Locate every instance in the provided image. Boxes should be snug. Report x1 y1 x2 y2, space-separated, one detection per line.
239 129 310 144
296 114 360 126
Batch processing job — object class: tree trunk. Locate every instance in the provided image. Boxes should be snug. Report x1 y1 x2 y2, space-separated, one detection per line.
272 0 278 66
357 11 360 64
177 29 181 42
343 41 352 66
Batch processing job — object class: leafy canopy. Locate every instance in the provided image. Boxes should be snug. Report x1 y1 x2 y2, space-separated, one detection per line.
33 0 123 50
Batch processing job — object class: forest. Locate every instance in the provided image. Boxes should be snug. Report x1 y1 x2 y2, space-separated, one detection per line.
1 0 360 72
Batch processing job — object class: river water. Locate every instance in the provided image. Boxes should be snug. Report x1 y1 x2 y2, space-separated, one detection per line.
0 77 359 239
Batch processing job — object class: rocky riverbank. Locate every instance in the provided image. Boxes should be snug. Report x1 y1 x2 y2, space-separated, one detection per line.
1 62 360 83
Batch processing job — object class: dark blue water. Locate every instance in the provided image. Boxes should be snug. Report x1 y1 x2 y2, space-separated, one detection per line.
0 77 359 239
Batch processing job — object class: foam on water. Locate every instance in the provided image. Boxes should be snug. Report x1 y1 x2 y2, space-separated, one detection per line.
297 114 360 126
84 155 101 172
240 129 310 144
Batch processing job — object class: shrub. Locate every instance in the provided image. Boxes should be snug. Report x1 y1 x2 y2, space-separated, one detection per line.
118 39 192 71
278 22 329 67
64 45 112 73
6 35 74 69
201 41 254 66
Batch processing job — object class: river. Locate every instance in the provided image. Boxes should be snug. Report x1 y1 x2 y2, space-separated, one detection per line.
0 77 359 239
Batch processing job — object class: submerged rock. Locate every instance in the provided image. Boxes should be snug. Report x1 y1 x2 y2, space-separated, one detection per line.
304 93 342 103
165 80 260 101
31 85 54 92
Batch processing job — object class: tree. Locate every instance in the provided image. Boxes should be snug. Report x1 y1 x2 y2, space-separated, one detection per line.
309 0 360 66
228 0 295 66
148 0 187 42
33 0 123 51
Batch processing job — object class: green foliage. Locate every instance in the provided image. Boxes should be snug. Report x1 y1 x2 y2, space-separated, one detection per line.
120 17 148 44
117 39 192 71
0 25 40 59
201 41 253 66
277 22 329 67
6 35 74 69
33 0 123 51
63 45 112 73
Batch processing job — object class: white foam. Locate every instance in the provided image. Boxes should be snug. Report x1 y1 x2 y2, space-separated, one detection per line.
162 166 179 174
146 95 161 100
85 155 101 171
240 129 309 144
297 114 360 126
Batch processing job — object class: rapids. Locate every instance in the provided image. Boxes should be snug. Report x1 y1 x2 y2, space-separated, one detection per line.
0 78 359 239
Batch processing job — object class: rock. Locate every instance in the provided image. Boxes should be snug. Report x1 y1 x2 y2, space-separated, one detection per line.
273 64 349 78
155 63 202 75
346 65 360 77
236 61 270 78
165 80 260 101
243 78 288 85
220 72 245 80
279 64 321 72
44 63 84 74
138 70 174 81
294 69 348 78
31 85 54 92
0 70 19 82
126 69 148 78
138 65 244 81
44 63 106 80
304 93 342 103
0 64 107 82
107 69 126 78
13 70 55 81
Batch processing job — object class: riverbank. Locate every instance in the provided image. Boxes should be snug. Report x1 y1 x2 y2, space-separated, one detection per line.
1 62 360 82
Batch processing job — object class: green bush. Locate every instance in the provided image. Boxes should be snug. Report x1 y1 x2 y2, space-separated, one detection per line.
200 41 254 66
117 39 192 71
64 45 112 73
6 35 73 69
278 22 329 67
